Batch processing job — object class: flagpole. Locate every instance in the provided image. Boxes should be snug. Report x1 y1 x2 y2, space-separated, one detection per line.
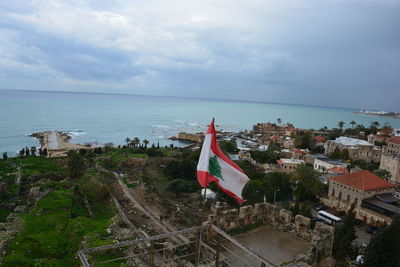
203 185 207 204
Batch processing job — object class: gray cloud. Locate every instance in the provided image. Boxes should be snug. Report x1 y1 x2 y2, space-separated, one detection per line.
0 0 399 110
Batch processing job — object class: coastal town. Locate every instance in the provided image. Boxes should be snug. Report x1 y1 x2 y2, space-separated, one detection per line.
1 119 400 266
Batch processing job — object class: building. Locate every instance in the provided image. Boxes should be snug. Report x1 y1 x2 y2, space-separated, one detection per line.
328 170 395 208
362 193 400 219
306 154 348 173
276 158 304 172
313 135 326 148
324 136 381 163
379 136 400 184
252 122 294 135
367 133 387 145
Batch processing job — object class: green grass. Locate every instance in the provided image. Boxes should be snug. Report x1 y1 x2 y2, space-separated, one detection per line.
0 208 11 222
3 174 117 266
122 177 136 188
0 160 17 184
130 153 146 158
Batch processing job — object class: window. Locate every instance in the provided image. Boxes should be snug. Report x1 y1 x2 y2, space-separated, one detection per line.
355 197 358 205
347 195 350 201
339 192 342 200
332 189 335 196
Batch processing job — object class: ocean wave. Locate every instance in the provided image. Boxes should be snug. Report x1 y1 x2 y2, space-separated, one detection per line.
66 130 87 139
152 125 172 129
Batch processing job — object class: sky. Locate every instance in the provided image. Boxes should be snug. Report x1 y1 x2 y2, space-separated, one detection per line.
0 0 399 110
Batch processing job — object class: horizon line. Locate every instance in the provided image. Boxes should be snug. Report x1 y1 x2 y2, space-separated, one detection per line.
0 87 369 112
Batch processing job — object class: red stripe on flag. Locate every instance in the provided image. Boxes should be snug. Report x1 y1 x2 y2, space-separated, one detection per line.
207 119 244 173
196 170 218 188
197 171 245 204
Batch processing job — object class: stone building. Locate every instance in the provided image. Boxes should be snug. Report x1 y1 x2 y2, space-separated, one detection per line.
276 158 304 172
324 136 381 163
327 170 395 208
252 122 294 135
380 136 400 184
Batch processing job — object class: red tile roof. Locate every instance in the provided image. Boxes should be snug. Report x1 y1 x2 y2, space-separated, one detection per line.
314 136 326 143
292 149 305 154
330 170 395 191
328 166 348 174
388 136 400 145
277 160 283 165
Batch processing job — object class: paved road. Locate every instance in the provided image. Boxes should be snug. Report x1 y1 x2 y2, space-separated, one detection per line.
47 131 59 149
355 226 372 247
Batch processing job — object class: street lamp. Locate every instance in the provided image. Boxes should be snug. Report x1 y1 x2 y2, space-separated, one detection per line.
273 189 280 204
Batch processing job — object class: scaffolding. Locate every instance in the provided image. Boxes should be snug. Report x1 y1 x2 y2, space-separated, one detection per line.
78 224 275 267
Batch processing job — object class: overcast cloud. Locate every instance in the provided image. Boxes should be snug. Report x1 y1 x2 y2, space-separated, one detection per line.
0 0 399 110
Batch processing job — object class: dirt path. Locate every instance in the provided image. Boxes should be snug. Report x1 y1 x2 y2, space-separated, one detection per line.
101 167 189 244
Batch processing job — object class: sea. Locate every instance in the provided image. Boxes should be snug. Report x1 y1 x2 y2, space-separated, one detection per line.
1 89 399 156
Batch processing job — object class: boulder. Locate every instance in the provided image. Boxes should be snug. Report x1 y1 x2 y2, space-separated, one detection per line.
279 209 293 224
295 215 311 227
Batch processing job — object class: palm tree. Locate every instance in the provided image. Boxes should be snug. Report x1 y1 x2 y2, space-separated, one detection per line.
134 137 140 148
338 121 345 131
277 118 282 125
370 121 380 129
349 121 356 128
143 139 149 148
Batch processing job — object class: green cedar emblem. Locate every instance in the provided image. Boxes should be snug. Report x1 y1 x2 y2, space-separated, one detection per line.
209 156 224 180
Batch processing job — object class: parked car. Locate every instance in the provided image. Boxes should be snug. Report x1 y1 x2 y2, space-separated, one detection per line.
365 225 379 234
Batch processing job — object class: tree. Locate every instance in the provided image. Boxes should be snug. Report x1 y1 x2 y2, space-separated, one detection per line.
332 204 357 263
143 139 149 148
219 140 238 154
68 151 86 178
292 164 322 202
338 121 345 131
134 137 140 148
362 216 400 267
250 149 280 164
30 146 36 156
167 179 197 195
42 147 48 157
125 137 131 147
243 179 265 204
373 169 391 181
19 148 25 158
330 147 342 159
2 152 7 160
350 121 356 128
25 147 30 157
294 131 312 149
370 121 380 128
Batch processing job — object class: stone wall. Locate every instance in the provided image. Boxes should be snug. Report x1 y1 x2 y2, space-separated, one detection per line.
205 202 334 264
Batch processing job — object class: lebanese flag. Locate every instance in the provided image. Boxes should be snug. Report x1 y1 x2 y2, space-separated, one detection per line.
197 119 250 204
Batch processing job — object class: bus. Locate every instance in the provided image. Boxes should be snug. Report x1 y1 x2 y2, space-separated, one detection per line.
317 210 342 225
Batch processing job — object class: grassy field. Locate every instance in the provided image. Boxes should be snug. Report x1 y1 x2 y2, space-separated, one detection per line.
3 175 116 266
1 155 118 266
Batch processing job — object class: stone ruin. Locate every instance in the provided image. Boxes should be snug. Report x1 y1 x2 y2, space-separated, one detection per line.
205 202 334 264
